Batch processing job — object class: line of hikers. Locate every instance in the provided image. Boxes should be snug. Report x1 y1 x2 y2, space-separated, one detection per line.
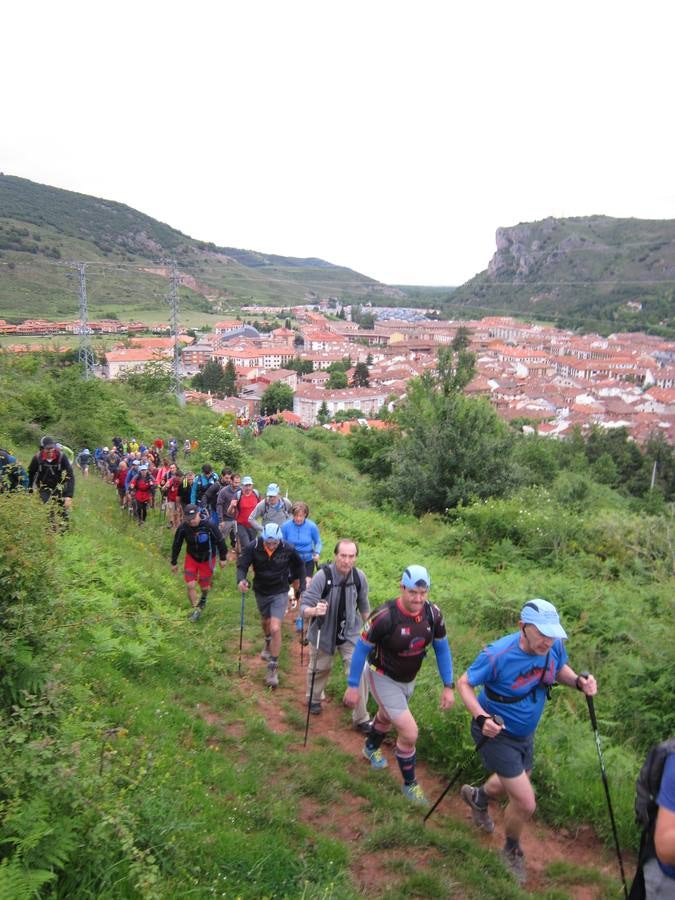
5 435 670 894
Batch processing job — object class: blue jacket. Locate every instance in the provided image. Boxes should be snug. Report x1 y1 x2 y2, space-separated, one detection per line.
280 518 322 562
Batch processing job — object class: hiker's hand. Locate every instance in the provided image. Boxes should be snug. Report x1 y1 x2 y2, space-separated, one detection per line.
440 686 455 710
313 601 328 617
343 686 359 709
219 560 227 569
63 497 72 509
171 564 178 574
238 580 249 592
483 715 504 738
576 673 597 696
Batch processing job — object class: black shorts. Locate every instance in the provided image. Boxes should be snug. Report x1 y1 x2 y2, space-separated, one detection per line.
471 719 534 778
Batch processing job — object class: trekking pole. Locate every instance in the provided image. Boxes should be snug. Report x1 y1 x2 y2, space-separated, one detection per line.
581 675 628 899
424 715 504 824
237 590 246 676
303 617 323 747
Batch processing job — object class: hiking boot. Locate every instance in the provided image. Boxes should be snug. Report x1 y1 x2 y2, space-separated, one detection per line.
308 701 321 715
265 663 279 688
260 645 272 661
188 607 202 622
401 781 428 807
354 719 373 734
362 745 388 769
461 784 494 833
500 846 526 884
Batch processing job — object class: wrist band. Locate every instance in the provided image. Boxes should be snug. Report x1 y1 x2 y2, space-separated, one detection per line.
475 714 488 729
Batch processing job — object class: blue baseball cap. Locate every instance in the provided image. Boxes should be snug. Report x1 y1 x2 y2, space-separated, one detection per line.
266 483 280 496
242 476 254 486
262 523 282 542
520 599 568 640
401 565 431 589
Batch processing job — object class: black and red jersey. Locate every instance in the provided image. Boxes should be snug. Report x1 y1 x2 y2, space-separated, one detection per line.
362 598 446 683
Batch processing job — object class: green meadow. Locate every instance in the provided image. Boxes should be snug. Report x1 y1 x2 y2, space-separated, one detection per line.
0 356 672 898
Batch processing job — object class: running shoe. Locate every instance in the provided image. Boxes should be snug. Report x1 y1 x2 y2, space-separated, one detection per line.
362 745 388 769
461 784 494 832
500 846 526 884
188 608 201 622
401 781 428 806
265 663 279 688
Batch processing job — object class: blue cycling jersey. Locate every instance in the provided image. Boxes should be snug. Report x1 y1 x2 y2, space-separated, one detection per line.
466 631 568 737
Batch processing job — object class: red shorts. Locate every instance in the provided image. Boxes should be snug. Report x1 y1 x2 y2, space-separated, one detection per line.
184 553 215 588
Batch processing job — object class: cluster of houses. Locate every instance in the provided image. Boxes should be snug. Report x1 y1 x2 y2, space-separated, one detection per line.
1 309 673 443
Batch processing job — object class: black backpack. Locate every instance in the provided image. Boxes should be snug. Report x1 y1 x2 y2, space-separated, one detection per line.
628 737 675 899
319 563 362 600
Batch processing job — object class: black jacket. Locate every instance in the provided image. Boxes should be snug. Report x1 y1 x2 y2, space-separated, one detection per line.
171 519 227 565
27 450 75 499
236 538 305 597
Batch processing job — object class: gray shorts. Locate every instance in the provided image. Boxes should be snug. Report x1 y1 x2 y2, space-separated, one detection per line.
471 719 534 778
255 591 288 622
366 668 415 720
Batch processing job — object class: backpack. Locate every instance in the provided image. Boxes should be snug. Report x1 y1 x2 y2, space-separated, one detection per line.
0 449 21 490
319 563 363 601
235 488 260 503
628 738 675 900
635 738 675 831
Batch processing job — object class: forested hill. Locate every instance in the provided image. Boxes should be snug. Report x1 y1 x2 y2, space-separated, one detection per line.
440 215 675 337
0 174 391 320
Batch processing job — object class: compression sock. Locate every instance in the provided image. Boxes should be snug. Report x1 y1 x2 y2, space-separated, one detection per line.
395 747 417 785
198 592 208 609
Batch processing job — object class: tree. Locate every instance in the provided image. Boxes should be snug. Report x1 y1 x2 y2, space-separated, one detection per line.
287 357 313 375
376 348 514 514
326 371 348 389
317 401 330 425
197 360 227 394
451 326 472 352
260 382 294 415
352 362 370 387
194 425 243 471
222 359 237 397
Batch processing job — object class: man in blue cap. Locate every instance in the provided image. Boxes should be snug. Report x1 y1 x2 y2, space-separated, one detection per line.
236 522 305 688
343 565 455 806
457 599 597 884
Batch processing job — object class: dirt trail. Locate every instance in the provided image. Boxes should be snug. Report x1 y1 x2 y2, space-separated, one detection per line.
203 613 632 898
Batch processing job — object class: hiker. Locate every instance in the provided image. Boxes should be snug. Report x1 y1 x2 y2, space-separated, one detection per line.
248 484 292 534
177 471 195 518
27 435 75 524
301 539 371 731
0 447 28 492
280 501 322 583
183 438 191 458
229 476 260 553
236 523 305 688
343 565 455 806
113 461 129 508
161 465 182 529
128 463 154 526
630 737 675 899
171 503 227 622
217 471 239 555
191 463 218 507
75 447 93 477
456 599 597 884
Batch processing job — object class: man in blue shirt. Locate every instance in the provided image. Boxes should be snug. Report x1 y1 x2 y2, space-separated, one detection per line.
645 750 675 897
457 599 597 885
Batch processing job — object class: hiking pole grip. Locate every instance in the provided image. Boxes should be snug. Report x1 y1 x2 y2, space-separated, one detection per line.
580 672 598 730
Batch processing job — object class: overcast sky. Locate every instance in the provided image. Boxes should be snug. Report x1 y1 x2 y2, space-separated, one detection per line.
3 1 675 286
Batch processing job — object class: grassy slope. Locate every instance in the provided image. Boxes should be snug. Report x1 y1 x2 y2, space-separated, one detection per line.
28 423 667 897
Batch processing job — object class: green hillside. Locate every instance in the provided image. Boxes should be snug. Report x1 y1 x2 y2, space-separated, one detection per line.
1 351 673 896
441 216 675 337
0 174 389 322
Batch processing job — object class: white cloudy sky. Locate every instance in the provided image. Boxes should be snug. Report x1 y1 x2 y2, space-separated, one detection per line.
3 1 675 285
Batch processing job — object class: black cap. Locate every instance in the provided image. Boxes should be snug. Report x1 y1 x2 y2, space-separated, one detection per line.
184 504 199 517
40 435 56 448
